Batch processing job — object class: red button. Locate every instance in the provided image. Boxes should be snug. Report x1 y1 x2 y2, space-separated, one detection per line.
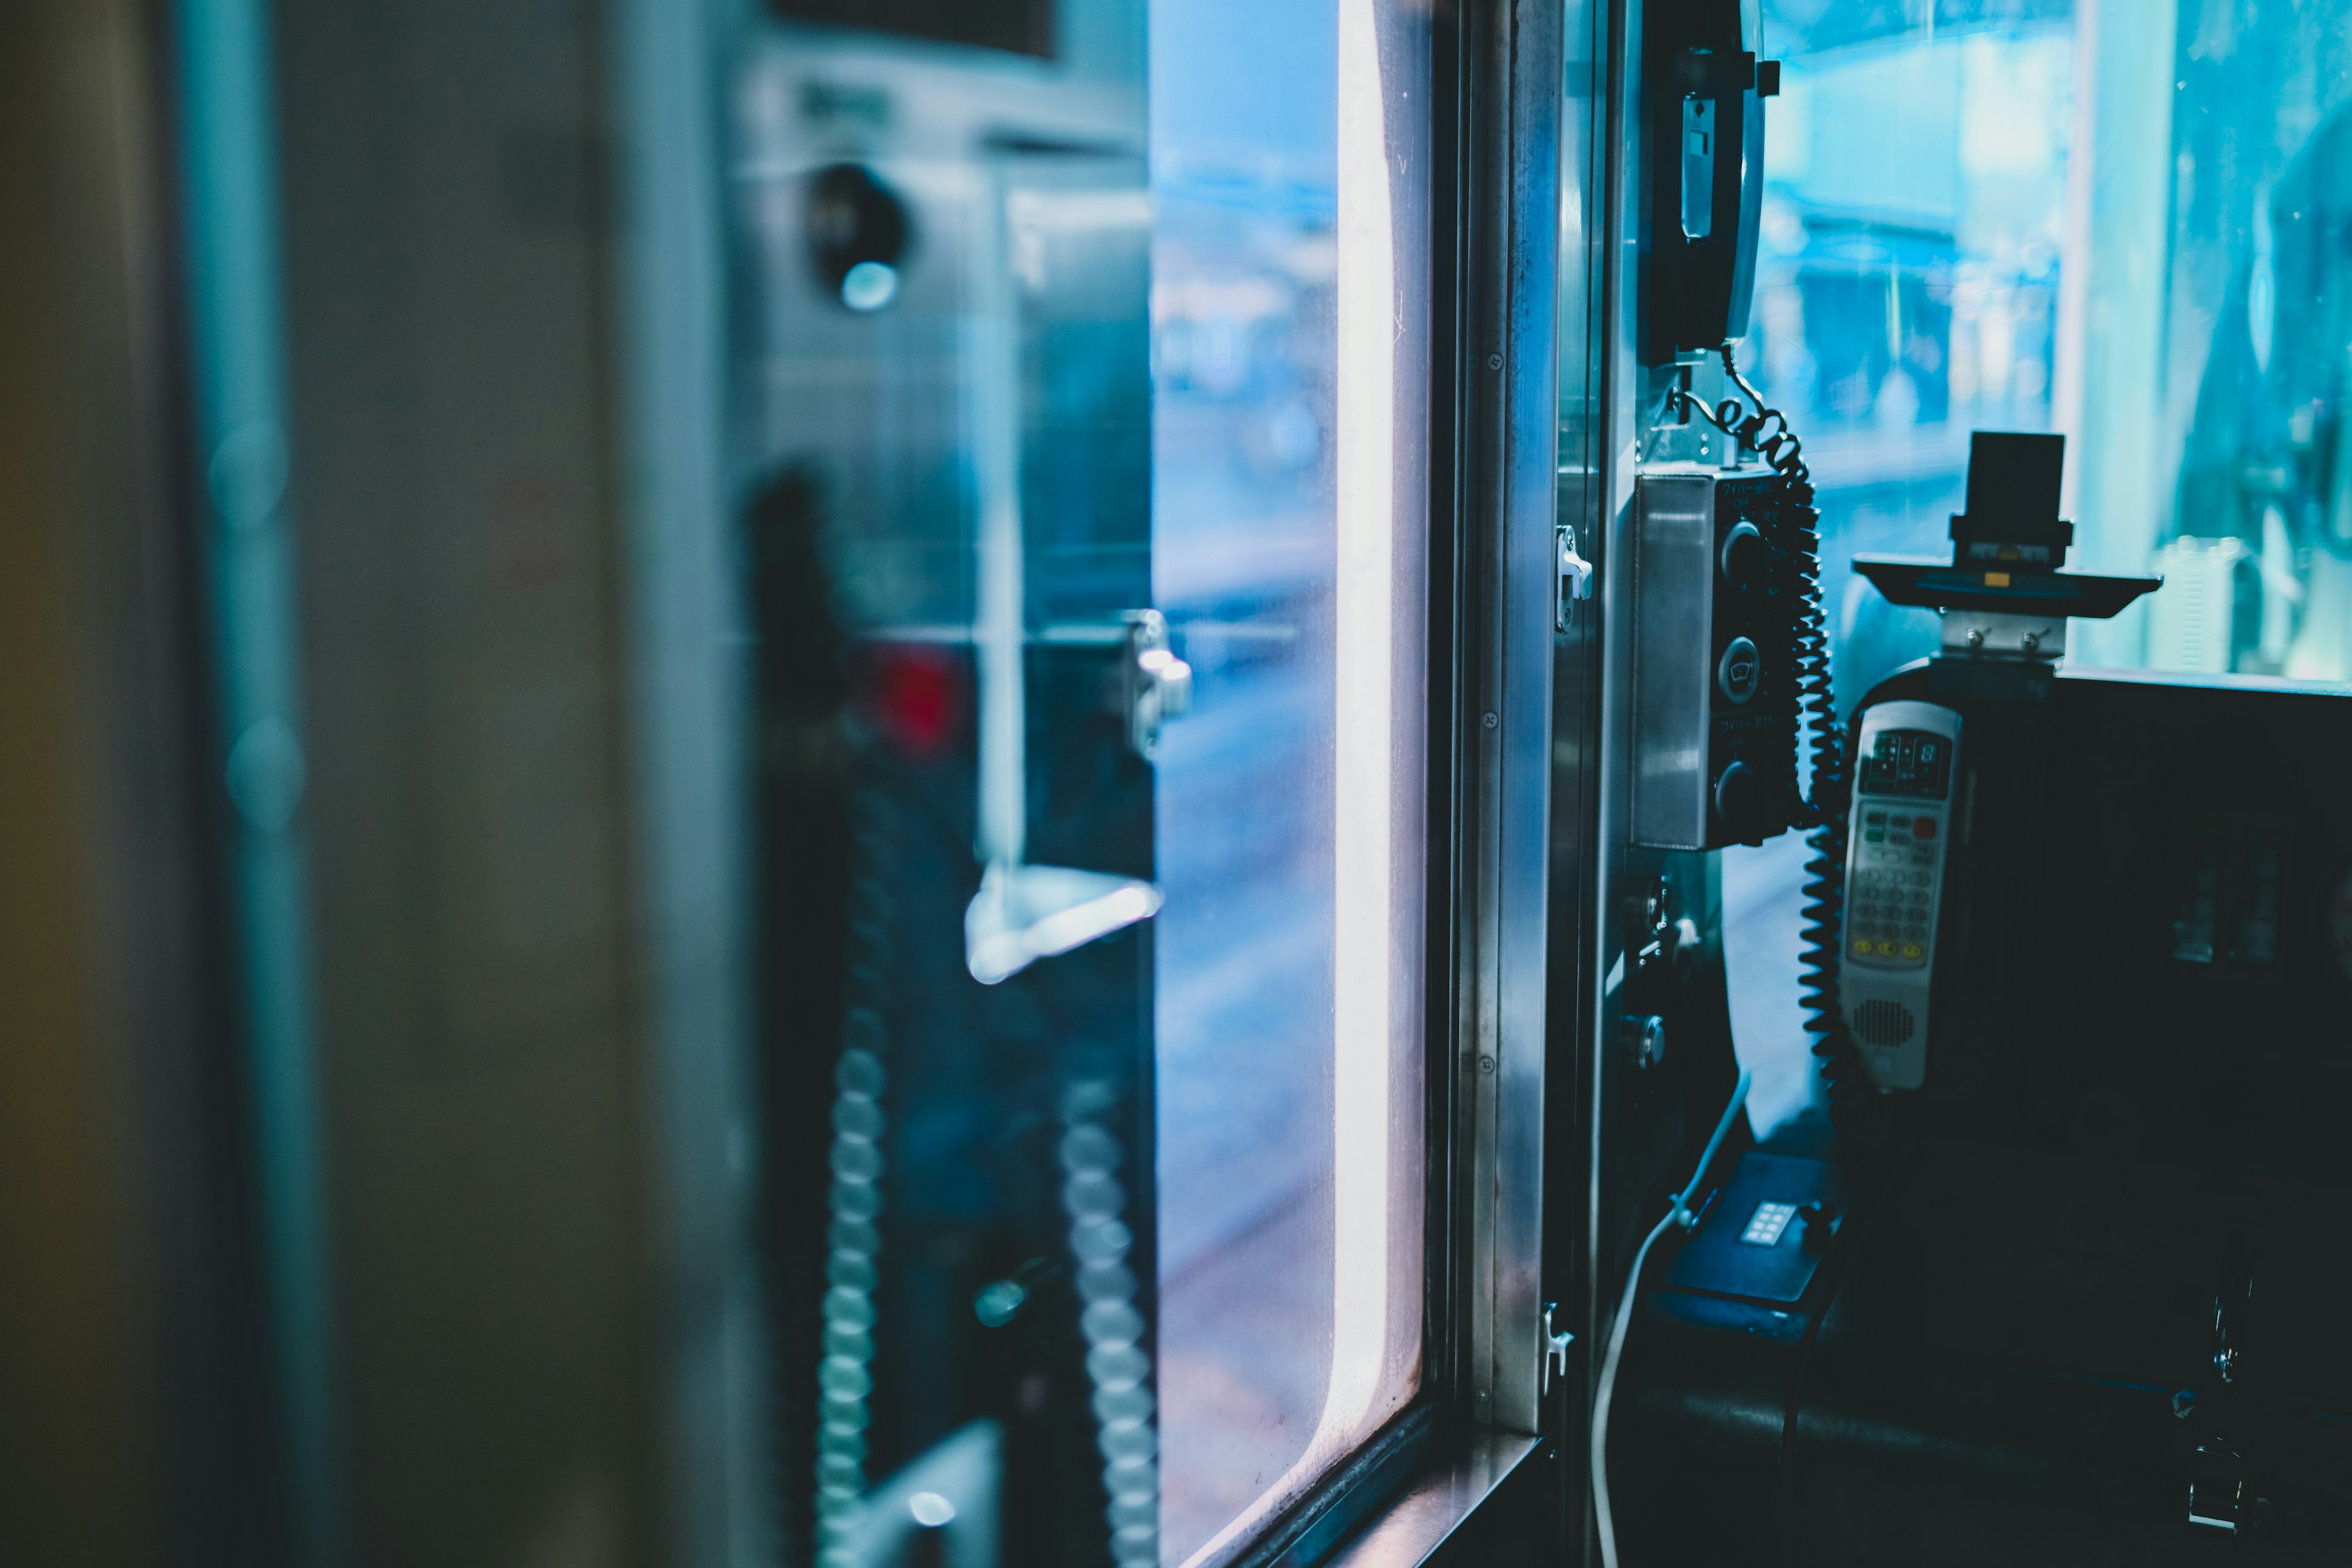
1913 818 1937 840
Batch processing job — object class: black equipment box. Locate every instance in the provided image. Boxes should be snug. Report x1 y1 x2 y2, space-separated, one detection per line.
1610 666 2352 1564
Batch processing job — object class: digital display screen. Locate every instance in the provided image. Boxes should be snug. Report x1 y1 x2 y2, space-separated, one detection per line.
773 0 1055 59
1860 728 1953 801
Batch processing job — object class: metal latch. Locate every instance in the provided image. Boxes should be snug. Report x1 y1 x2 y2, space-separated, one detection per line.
1557 524 1593 631
1542 1302 1575 1393
1120 609 1193 759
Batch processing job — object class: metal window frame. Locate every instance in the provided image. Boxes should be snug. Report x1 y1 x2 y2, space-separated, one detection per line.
1226 0 1611 1562
616 0 1612 1561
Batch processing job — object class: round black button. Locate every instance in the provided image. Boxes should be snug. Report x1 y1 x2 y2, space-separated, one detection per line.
1717 636 1761 704
1720 521 1764 589
1714 761 1763 838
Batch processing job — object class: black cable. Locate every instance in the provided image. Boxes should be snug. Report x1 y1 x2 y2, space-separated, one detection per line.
1706 345 1885 1147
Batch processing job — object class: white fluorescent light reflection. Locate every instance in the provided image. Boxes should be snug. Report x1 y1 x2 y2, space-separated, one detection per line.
1178 0 1409 1558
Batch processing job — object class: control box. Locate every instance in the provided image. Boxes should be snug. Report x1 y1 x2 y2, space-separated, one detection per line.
1630 465 1806 850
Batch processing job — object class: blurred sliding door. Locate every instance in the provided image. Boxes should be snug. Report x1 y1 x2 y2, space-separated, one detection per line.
737 3 1433 1565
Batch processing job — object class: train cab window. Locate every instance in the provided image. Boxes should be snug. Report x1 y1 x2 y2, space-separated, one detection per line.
730 2 1449 1565
1723 2 2083 1133
1149 3 1433 1563
1727 0 2352 1135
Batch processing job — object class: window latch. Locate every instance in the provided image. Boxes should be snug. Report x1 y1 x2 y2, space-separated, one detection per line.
1119 608 1194 758
1542 1302 1575 1393
1558 525 1594 631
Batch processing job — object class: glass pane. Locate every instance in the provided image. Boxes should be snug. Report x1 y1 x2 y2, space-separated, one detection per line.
1149 1 1430 1562
1726 3 2082 1136
2103 1 2352 682
1730 2 2352 1130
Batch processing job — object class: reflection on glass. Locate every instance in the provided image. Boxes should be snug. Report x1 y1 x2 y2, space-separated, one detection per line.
1149 1 1428 1563
2133 1 2352 680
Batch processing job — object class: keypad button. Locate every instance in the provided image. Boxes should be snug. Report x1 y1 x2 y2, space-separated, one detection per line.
1902 943 1924 960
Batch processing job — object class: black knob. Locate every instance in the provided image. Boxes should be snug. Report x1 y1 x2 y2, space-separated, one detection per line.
1717 635 1761 704
1720 520 1765 589
1714 760 1764 839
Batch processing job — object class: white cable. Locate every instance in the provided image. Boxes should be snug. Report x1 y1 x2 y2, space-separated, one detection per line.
1591 1068 1752 1568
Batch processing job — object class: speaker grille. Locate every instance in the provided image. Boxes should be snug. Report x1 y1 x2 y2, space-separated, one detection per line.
1854 999 1916 1047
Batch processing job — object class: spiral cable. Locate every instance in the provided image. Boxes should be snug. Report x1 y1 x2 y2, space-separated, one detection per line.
1059 1083 1159 1568
812 791 897 1567
1706 346 1885 1143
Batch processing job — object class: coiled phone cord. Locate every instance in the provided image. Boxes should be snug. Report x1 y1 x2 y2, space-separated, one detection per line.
1703 347 1882 1144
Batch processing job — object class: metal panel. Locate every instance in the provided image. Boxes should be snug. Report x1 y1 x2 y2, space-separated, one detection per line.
1628 470 1717 851
1457 0 1563 1441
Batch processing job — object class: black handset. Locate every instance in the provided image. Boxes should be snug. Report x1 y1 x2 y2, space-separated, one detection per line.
1643 2 1781 363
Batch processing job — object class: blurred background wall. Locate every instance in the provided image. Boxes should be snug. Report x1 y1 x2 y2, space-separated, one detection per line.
1 0 729 1561
270 0 658 1559
1 0 272 1563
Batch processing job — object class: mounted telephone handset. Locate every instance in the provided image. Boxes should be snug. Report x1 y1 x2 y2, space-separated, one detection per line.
1626 2 1815 852
1642 1 1780 363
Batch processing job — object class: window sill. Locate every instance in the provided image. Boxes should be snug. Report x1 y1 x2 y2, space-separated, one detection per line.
1321 1430 1544 1567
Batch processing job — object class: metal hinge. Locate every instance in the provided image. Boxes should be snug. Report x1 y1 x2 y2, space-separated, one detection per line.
1542 1302 1575 1393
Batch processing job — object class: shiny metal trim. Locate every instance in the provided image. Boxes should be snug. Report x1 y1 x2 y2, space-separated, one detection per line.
1628 470 1717 850
1457 0 1564 1440
1321 1433 1544 1568
1586 0 1647 1553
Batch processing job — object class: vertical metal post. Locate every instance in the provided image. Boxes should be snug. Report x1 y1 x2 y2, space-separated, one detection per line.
1455 0 1564 1439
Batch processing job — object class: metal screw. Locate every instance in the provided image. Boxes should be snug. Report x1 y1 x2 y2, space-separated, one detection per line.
1478 1055 1496 1074
1487 352 1504 370
2021 631 2040 652
1482 712 1498 729
1965 628 1985 648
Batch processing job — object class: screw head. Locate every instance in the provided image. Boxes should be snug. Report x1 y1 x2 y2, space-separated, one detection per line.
1487 352 1504 370
1966 628 1985 648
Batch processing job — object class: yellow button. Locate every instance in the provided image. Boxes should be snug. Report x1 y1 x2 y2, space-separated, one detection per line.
1984 570 2011 587
1877 941 1900 957
1902 943 1924 960
1852 940 1873 957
